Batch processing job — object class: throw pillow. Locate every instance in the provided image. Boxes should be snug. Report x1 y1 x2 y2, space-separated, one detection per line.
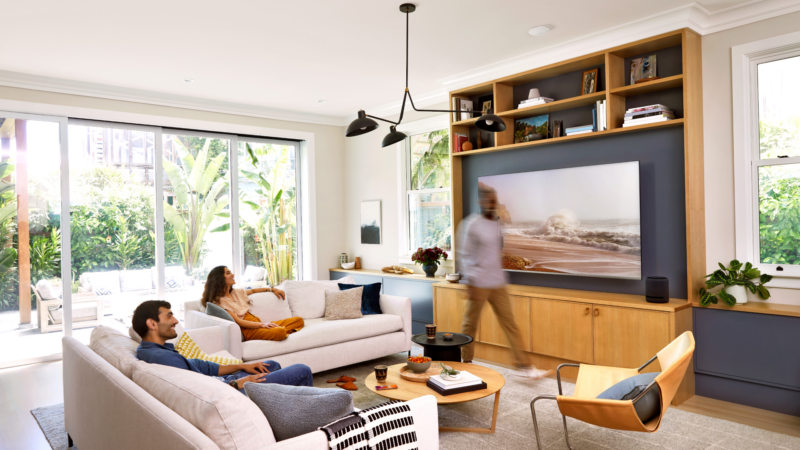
35 279 61 300
282 276 355 320
206 302 235 322
338 282 382 315
175 332 243 365
96 287 112 296
324 287 363 321
244 383 353 442
597 372 661 423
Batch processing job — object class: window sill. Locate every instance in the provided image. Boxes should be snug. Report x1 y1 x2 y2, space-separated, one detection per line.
765 277 800 290
398 256 454 267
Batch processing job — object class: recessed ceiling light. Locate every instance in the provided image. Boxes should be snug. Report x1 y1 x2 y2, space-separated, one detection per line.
318 99 327 103
528 26 551 37
184 79 194 83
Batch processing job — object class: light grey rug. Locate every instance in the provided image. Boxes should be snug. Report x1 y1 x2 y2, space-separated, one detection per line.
32 351 800 450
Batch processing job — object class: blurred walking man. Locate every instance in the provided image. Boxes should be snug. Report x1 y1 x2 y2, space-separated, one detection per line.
456 184 552 379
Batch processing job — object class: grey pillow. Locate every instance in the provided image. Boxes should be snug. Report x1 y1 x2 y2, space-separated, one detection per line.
205 302 235 322
596 372 661 423
243 383 354 441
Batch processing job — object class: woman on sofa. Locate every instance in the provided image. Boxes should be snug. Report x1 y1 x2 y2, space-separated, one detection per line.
201 266 304 341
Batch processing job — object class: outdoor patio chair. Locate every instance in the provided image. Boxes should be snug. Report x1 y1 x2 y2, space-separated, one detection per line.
31 284 105 333
530 331 695 450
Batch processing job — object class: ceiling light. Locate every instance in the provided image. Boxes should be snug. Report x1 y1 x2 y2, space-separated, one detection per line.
184 79 194 83
345 3 506 146
528 26 551 37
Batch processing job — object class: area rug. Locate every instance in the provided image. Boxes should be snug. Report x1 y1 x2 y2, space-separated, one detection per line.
33 351 800 450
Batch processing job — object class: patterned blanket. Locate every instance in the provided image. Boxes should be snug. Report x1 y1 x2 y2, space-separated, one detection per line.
320 400 418 450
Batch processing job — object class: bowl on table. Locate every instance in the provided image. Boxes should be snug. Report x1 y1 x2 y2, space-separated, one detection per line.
341 262 356 269
445 273 461 283
406 356 432 373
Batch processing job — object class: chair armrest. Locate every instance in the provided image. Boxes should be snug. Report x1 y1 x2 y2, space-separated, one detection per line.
184 311 243 360
184 326 225 354
379 294 412 342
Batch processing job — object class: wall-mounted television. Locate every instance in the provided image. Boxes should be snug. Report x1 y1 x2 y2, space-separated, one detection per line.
478 161 642 280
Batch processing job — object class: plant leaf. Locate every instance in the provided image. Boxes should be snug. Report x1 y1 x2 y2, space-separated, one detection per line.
210 223 231 233
757 285 771 300
719 290 736 306
760 273 773 284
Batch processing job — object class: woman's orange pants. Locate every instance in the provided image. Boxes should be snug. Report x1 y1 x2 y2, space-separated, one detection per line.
241 312 304 342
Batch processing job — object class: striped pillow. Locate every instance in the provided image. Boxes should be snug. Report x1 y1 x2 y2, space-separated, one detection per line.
174 332 243 365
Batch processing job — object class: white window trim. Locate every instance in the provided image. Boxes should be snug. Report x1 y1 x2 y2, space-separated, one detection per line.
732 30 800 289
396 115 453 265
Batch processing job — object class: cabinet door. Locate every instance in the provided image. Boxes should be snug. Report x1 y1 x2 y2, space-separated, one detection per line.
530 298 594 363
594 306 670 371
478 295 531 351
433 288 476 339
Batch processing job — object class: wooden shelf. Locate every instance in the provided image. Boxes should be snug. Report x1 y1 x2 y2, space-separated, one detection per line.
453 119 684 157
495 54 606 87
329 268 442 283
691 300 800 318
451 116 479 127
450 82 493 97
610 74 684 97
608 30 683 58
498 92 606 120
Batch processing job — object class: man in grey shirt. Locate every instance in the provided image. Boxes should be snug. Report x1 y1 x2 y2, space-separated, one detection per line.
456 183 551 379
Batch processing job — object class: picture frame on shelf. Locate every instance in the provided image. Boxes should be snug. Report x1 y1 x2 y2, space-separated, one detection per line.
481 100 492 114
514 115 549 143
581 68 599 95
460 99 474 120
631 54 658 84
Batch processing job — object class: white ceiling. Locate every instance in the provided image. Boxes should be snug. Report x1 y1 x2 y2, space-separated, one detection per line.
0 0 783 124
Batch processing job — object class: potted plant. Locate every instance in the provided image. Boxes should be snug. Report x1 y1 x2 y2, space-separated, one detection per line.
699 260 772 306
412 247 448 278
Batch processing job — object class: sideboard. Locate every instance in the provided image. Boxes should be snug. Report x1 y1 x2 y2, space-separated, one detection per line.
433 282 694 405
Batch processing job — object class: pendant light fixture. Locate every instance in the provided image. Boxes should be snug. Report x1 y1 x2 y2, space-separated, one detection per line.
345 4 506 147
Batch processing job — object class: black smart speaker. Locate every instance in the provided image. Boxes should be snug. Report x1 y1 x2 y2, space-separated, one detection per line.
646 277 669 303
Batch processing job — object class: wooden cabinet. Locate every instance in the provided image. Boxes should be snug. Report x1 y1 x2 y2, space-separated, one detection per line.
478 295 531 351
432 286 477 339
530 298 594 363
593 305 670 373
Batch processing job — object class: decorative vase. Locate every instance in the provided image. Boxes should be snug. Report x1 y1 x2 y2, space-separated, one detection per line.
422 263 438 278
725 284 748 305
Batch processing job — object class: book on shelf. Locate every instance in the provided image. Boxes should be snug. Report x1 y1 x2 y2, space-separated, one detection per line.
428 371 483 389
592 105 597 132
565 125 593 132
625 108 672 119
460 99 474 120
453 134 468 153
520 97 554 105
566 130 594 136
624 113 674 124
622 116 673 127
452 97 462 122
626 104 670 114
596 100 607 131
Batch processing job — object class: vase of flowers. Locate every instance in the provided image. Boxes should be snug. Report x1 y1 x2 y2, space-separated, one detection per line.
412 247 448 278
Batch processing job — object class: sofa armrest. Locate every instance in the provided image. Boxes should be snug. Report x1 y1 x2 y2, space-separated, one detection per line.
184 326 225 354
184 310 243 360
379 294 412 350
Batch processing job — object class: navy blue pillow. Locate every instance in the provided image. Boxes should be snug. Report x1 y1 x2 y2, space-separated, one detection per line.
338 283 382 315
597 372 661 423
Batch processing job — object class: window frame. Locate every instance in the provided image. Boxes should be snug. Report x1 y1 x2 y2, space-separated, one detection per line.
396 115 453 264
732 30 800 288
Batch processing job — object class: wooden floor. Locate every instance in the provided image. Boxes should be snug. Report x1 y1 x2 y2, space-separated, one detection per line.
676 395 800 439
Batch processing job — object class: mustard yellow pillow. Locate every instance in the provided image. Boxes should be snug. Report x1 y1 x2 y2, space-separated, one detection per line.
175 332 243 365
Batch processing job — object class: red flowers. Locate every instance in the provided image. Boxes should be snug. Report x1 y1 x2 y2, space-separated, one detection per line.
411 247 448 265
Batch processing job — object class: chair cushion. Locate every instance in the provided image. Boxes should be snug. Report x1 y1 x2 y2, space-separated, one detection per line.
247 291 293 323
89 325 140 379
150 266 187 289
597 372 661 423
242 314 403 361
206 303 235 322
282 276 355 320
242 265 267 282
338 282 383 315
244 383 353 442
324 287 363 320
131 361 276 449
175 332 243 365
83 271 121 295
35 279 62 300
119 269 152 292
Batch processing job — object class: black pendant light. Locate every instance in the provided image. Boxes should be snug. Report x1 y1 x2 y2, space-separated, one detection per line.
345 3 505 143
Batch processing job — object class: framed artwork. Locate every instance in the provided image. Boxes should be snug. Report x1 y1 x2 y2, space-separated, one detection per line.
581 69 599 95
631 54 657 84
481 100 492 114
514 115 549 143
360 200 382 244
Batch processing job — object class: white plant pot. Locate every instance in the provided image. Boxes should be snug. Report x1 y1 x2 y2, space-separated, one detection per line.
725 284 748 305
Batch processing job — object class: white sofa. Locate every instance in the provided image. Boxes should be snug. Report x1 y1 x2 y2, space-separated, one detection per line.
62 326 438 450
184 277 413 372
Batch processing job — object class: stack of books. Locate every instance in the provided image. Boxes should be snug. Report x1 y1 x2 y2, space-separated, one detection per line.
426 371 487 396
623 104 674 127
453 133 468 153
451 98 475 122
565 124 594 136
595 99 607 131
518 97 554 109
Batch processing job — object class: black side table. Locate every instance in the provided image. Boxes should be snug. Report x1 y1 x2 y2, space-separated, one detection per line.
411 332 473 362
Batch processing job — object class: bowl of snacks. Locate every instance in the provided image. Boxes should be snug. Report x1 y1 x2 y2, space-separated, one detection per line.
406 355 432 373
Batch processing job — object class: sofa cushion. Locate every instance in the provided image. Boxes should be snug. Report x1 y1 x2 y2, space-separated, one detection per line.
242 313 403 361
247 291 293 323
282 276 355 320
132 361 276 449
244 383 353 441
206 302 235 322
83 271 121 296
338 282 383 315
324 287 363 321
150 266 187 289
119 269 152 292
89 325 140 379
175 332 243 365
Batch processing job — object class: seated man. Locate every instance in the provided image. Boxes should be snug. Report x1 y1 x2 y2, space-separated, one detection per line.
133 300 313 393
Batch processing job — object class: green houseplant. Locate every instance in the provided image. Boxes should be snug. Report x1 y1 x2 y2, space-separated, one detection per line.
699 260 772 306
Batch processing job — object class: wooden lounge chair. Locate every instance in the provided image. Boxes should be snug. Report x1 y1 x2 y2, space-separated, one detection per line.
530 331 695 449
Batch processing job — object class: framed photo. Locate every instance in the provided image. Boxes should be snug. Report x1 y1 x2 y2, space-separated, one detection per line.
514 115 549 143
360 200 382 244
631 54 657 84
481 100 492 114
581 69 599 95
460 99 474 119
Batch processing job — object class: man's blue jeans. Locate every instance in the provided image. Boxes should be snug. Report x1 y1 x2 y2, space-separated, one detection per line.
220 360 313 394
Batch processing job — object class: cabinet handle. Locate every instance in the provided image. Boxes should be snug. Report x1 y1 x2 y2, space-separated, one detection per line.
584 307 590 315
594 308 600 317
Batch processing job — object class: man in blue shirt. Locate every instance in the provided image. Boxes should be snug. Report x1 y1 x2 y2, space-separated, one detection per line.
133 300 312 392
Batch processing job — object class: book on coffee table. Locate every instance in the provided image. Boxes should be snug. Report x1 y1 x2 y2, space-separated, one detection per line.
426 371 487 396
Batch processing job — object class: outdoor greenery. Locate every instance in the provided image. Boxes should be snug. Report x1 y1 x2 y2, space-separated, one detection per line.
758 117 800 266
0 159 18 311
411 130 450 189
699 260 772 306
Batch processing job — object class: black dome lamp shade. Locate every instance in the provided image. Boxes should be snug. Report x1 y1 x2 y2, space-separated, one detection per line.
346 110 379 137
382 126 407 147
344 4 506 141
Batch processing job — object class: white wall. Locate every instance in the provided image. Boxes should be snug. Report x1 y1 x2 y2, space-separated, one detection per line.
0 85 346 281
703 12 800 304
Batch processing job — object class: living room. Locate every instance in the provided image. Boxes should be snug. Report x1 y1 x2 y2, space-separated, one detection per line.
1 1 800 449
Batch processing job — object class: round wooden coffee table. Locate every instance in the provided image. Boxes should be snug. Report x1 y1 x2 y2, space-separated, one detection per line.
411 332 473 361
365 362 505 434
